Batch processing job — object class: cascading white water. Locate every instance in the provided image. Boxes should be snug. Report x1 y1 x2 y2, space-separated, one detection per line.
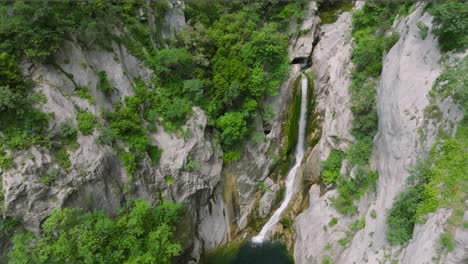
252 73 308 243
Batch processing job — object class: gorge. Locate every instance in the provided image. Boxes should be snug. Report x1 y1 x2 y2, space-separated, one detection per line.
0 1 466 264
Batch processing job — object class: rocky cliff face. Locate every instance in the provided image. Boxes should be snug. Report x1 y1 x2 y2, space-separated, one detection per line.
295 2 466 264
0 1 321 262
1 1 465 263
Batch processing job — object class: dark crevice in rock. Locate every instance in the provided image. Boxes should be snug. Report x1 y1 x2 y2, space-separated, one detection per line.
291 56 310 68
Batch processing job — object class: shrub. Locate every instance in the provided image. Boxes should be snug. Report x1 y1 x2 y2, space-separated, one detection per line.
338 237 350 247
147 145 162 166
40 167 61 186
97 71 113 92
216 111 248 147
58 120 77 145
96 127 115 146
440 232 456 252
75 86 95 104
332 166 378 215
417 21 429 40
222 150 241 162
77 111 96 135
328 217 338 227
185 159 200 172
321 150 344 184
117 150 137 177
322 255 333 264
8 200 183 264
349 217 366 231
428 1 468 52
0 150 14 170
55 148 71 171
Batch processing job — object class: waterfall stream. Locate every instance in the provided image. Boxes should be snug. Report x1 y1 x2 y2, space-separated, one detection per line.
252 73 308 243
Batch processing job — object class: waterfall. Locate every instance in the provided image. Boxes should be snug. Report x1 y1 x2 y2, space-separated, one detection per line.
252 73 308 243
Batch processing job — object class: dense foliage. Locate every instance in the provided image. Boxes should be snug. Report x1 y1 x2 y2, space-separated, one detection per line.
427 0 468 52
178 1 308 157
320 150 344 184
9 200 183 264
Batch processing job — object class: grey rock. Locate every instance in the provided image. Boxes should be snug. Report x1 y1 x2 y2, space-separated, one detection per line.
258 184 279 218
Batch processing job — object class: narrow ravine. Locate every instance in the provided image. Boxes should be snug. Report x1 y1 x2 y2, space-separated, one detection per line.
252 73 308 243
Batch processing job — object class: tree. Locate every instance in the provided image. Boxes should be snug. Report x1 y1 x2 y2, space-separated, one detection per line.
9 200 183 264
216 111 248 147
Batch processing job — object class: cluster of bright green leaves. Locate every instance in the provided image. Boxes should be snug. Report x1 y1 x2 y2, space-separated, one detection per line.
427 0 468 52
8 200 183 264
320 150 344 184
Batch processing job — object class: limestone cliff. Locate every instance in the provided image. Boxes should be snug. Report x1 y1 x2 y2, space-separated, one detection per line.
294 2 466 264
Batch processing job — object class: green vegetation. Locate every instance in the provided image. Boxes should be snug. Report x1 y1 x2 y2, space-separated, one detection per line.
320 150 344 184
0 149 14 170
328 217 338 227
97 71 113 92
75 86 95 104
439 231 456 252
0 217 17 249
8 200 183 264
40 167 61 186
318 1 355 24
322 255 333 264
185 159 200 172
416 21 429 40
0 0 309 183
180 1 308 152
58 120 77 146
77 110 96 135
258 181 269 192
281 75 303 170
331 166 378 215
427 1 468 52
55 148 71 171
427 57 468 119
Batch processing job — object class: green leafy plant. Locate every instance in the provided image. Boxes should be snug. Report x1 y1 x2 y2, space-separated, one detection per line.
428 1 468 51
328 217 338 227
77 111 96 135
97 71 113 92
8 200 183 264
440 231 456 252
55 148 71 171
321 150 344 184
416 21 429 40
75 86 95 104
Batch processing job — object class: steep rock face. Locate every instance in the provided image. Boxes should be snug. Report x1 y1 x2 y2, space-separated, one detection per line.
295 3 465 264
339 5 455 263
294 9 356 264
162 0 186 41
288 2 320 64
